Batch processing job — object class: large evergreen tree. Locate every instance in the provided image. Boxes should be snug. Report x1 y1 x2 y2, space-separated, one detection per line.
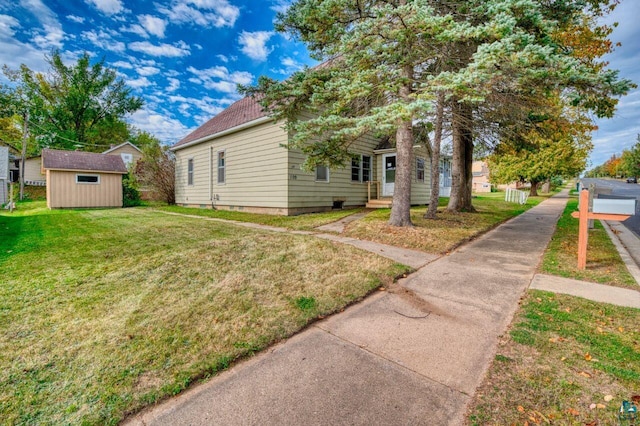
244 0 632 225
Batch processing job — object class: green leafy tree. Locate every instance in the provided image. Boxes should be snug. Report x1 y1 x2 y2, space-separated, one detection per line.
488 105 593 195
3 51 143 152
619 135 640 178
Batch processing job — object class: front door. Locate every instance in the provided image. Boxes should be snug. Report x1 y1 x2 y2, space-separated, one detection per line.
383 154 396 197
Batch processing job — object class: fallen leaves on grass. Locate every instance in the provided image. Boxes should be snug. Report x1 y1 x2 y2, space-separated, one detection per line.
566 407 580 416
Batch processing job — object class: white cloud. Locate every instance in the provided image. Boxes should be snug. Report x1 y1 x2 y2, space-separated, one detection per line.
270 0 291 14
0 14 20 37
139 15 166 38
238 31 273 61
129 108 190 144
129 40 190 57
127 76 153 89
186 65 253 93
167 77 180 92
120 23 148 38
216 54 229 63
0 20 48 72
137 66 161 76
21 0 65 49
66 15 85 24
271 56 305 75
157 0 239 28
82 29 126 52
111 60 134 69
85 0 123 16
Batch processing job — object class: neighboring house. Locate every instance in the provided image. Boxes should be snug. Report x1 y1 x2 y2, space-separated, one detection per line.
42 149 127 209
171 96 431 215
439 156 453 197
0 146 8 205
102 142 143 169
23 156 45 185
472 161 492 193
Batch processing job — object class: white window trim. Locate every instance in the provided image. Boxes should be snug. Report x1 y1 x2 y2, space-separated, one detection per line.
187 158 194 186
351 155 372 183
315 165 330 183
416 157 426 183
217 150 226 185
76 174 100 184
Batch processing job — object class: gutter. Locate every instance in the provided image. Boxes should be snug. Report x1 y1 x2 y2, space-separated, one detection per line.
171 116 274 152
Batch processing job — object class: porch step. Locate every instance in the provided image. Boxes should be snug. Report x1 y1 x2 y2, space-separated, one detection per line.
366 198 393 209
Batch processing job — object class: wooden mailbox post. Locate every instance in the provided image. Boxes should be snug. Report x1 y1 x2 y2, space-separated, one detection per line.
571 189 633 270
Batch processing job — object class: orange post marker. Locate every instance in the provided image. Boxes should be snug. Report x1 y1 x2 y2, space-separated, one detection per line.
570 189 631 270
577 189 589 269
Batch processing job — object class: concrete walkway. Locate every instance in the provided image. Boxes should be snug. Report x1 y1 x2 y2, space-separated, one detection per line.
128 192 574 425
531 274 640 308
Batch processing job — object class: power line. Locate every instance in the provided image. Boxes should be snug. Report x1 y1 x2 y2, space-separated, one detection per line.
26 119 116 148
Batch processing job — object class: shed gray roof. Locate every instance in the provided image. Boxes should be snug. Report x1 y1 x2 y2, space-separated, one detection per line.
42 149 127 173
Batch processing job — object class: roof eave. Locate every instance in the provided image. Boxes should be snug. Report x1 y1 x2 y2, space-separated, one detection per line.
44 167 127 174
171 116 275 152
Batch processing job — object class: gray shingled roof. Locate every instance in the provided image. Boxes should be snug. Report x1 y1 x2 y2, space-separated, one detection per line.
42 149 127 173
172 96 268 150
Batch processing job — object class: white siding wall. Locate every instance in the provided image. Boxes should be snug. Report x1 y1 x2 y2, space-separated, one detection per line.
175 120 290 209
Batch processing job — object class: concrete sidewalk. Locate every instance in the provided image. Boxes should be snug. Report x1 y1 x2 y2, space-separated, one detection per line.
128 192 572 426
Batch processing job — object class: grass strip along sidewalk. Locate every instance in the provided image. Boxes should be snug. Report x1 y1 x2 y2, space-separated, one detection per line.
467 192 640 425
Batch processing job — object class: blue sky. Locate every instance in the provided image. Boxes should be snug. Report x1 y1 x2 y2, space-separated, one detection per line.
0 0 638 168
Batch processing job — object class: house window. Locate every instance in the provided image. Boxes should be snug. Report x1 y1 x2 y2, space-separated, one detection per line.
351 157 360 182
217 151 225 184
121 153 133 167
315 165 329 182
76 174 100 184
416 158 425 183
362 155 371 182
351 155 372 182
187 158 194 185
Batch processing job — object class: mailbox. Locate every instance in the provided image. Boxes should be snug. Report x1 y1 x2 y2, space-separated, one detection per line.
592 198 636 215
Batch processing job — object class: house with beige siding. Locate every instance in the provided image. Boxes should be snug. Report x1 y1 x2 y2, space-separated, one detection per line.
22 156 46 185
172 96 431 215
103 142 143 169
42 149 127 209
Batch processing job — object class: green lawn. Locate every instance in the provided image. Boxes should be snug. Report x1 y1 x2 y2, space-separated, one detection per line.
0 201 408 424
156 204 365 231
540 196 637 288
468 291 640 425
343 192 548 254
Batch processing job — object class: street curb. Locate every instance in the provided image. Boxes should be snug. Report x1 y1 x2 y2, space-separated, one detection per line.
603 220 640 286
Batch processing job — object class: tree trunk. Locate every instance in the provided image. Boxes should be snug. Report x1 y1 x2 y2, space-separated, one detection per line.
447 99 475 212
529 180 539 196
389 119 414 227
425 92 444 219
389 62 414 227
